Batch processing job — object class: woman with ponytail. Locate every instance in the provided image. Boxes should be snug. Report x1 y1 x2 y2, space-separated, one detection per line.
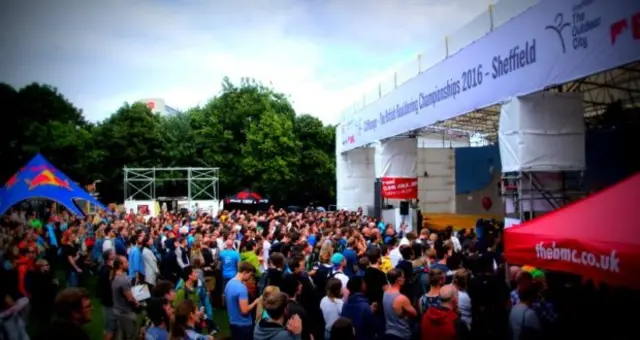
169 300 213 340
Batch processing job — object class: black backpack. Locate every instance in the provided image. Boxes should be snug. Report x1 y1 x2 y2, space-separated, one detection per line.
409 266 429 311
258 269 287 296
328 270 343 280
313 265 333 298
270 241 284 255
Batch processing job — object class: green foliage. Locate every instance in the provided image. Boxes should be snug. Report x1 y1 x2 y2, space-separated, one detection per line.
0 80 336 206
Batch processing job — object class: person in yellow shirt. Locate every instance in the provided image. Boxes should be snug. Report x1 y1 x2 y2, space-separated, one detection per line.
380 244 392 273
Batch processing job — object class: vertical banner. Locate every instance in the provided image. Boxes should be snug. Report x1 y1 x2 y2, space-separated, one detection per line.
378 138 418 199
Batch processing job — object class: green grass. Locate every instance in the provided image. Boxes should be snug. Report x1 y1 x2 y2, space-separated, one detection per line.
28 270 231 339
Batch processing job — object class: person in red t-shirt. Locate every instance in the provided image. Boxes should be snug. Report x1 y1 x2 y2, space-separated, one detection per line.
420 284 470 340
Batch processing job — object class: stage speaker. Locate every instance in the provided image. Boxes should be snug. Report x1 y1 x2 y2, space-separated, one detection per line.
399 201 409 215
373 178 382 220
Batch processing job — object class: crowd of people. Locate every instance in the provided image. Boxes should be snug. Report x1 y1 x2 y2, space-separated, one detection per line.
0 205 631 340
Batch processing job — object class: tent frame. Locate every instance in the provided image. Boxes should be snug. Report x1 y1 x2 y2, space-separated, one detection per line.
123 167 220 207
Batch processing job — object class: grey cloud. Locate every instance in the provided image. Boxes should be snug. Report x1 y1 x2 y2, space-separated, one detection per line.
279 0 493 51
0 0 495 122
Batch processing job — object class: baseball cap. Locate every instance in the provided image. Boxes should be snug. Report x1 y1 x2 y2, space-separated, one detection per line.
331 253 345 266
531 269 545 280
521 265 535 273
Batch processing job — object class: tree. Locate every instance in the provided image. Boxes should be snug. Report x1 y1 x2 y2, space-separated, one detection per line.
0 78 337 209
241 110 301 203
293 114 336 205
191 78 299 196
0 83 96 183
158 111 202 167
91 102 167 202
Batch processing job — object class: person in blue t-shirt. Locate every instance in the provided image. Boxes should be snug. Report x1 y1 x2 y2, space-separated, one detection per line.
225 262 261 340
219 239 240 286
343 240 358 277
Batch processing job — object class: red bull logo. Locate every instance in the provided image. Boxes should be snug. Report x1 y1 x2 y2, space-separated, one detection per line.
5 173 19 188
26 170 71 190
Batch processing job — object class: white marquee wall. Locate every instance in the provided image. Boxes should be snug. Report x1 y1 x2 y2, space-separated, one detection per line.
335 147 376 211
337 138 464 213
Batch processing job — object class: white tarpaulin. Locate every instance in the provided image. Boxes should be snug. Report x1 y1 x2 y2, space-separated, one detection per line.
376 139 418 200
498 92 585 172
376 138 418 178
336 148 375 211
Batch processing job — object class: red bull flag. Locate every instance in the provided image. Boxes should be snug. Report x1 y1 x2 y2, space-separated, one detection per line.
0 153 105 216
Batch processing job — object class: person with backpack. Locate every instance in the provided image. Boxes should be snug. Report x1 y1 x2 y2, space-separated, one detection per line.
160 233 179 284
173 267 217 336
311 248 333 298
258 252 286 295
395 245 414 300
329 253 349 295
341 277 376 340
409 242 429 311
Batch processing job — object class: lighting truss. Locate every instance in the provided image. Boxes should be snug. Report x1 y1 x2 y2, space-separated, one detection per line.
123 167 220 204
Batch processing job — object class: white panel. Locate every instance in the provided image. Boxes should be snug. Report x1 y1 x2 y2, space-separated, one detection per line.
417 149 455 213
336 148 375 211
418 133 471 148
376 138 418 178
499 92 585 172
124 200 157 217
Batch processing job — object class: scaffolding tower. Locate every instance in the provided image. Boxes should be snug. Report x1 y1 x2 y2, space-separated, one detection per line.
500 171 585 222
123 167 220 207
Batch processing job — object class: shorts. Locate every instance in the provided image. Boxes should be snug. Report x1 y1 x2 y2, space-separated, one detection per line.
102 306 117 333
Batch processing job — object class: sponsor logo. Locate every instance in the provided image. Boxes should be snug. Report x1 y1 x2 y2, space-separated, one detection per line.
610 19 628 44
26 170 71 190
547 2 601 52
611 12 640 45
546 13 571 53
5 173 19 189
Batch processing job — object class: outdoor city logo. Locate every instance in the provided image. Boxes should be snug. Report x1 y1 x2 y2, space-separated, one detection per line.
546 13 571 53
26 169 72 190
546 1 601 53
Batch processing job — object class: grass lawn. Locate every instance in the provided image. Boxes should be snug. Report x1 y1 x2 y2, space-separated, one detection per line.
28 270 231 339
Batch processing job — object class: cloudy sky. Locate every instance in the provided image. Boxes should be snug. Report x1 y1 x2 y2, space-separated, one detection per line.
0 0 492 124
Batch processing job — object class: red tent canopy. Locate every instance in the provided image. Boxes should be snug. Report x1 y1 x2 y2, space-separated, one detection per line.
504 173 640 289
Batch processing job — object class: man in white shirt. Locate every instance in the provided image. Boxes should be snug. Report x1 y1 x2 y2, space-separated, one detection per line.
102 227 115 252
389 239 402 267
262 236 271 272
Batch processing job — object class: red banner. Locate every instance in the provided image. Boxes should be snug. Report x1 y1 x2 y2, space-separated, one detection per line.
381 177 418 200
